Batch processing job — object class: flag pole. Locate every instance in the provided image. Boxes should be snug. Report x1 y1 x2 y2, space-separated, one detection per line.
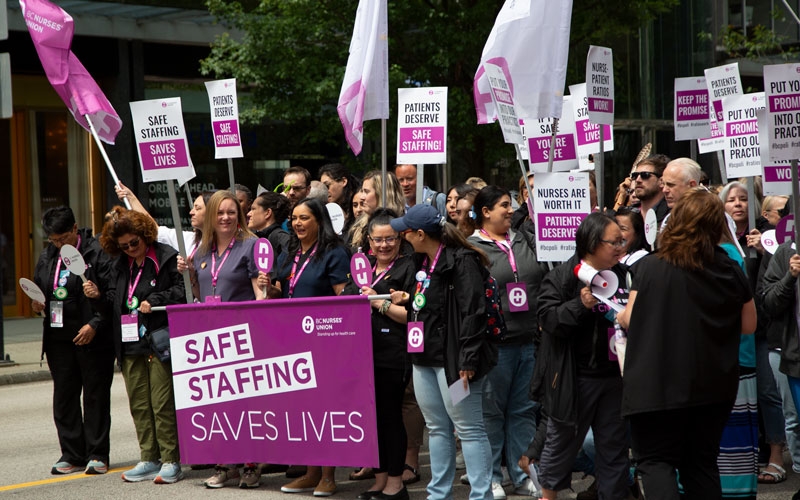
184 183 194 208
546 118 559 173
85 114 131 210
381 118 387 209
514 144 534 222
597 127 605 211
228 158 236 195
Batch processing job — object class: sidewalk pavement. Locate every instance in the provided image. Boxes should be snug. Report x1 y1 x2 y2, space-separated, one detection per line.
0 317 51 385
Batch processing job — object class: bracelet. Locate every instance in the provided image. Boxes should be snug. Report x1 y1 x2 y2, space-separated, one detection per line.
379 299 391 315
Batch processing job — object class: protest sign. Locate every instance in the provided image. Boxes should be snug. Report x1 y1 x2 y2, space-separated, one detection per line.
526 97 579 172
130 98 196 183
697 104 726 153
569 84 613 169
167 296 377 466
396 87 448 164
721 93 765 178
485 62 524 144
760 108 795 196
763 63 800 162
205 79 243 159
532 171 591 261
586 46 614 126
705 62 743 123
673 76 711 140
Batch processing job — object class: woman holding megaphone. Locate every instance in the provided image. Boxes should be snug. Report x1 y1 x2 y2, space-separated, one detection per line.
536 212 630 500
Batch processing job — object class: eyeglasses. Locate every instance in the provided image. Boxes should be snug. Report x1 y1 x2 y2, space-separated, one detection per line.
630 171 660 181
369 236 399 245
48 234 72 246
119 237 141 251
601 238 628 249
285 184 307 193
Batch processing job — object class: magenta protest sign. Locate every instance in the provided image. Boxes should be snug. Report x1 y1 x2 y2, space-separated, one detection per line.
166 296 377 466
350 253 371 288
673 77 711 141
253 238 274 273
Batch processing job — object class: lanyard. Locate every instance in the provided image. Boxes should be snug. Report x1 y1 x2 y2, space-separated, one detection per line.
371 258 397 288
413 243 444 315
127 250 147 310
210 238 236 292
480 229 518 281
288 243 318 298
52 235 82 291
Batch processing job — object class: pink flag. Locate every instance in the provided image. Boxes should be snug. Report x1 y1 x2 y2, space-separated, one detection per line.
20 0 123 144
337 0 389 155
474 0 573 124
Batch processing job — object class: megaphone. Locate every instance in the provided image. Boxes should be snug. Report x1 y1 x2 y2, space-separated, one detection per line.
573 260 618 299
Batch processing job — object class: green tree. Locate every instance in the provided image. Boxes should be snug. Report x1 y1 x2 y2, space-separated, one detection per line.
201 0 678 178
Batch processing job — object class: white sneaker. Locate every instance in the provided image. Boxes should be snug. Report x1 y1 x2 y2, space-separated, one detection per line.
455 450 466 470
513 478 541 498
492 482 507 500
501 466 512 487
460 473 469 485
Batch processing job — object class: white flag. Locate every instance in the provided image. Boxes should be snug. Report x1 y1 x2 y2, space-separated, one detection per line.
474 0 573 124
337 0 389 155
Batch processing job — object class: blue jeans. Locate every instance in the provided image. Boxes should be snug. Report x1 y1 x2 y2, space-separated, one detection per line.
776 352 800 471
482 343 537 486
414 365 492 500
757 338 786 445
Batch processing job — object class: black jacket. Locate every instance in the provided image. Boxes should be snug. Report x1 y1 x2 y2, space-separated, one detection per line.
762 241 800 378
103 241 186 362
405 246 497 385
255 223 291 264
33 228 114 354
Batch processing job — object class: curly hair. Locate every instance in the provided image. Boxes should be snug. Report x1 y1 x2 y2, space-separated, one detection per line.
658 187 726 271
100 206 158 256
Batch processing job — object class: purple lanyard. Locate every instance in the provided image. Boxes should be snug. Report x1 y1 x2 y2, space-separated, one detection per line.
288 243 318 298
210 238 236 292
127 250 147 309
371 258 397 288
480 229 518 281
53 235 81 291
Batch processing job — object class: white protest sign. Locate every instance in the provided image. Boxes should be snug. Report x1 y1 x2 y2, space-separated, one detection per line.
532 171 591 262
205 78 243 159
19 278 46 304
705 62 743 124
485 63 523 144
674 76 711 140
569 84 614 169
397 87 448 164
130 98 195 183
586 46 614 126
526 97 579 172
763 63 800 162
518 121 530 161
699 63 742 154
59 244 87 283
721 93 765 178
761 229 779 254
760 108 795 196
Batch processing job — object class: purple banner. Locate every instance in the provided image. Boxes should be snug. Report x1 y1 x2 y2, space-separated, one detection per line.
574 120 612 146
138 139 190 170
587 98 614 114
675 90 708 121
398 126 445 153
769 93 800 113
166 296 378 466
725 119 757 137
528 133 577 163
212 120 241 147
536 212 587 241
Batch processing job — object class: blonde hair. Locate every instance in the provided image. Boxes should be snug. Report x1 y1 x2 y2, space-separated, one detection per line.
198 190 255 255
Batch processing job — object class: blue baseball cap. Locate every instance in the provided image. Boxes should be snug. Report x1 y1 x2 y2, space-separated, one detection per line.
390 204 445 233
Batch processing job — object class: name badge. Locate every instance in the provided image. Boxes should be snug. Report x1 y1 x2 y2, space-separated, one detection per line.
407 321 425 353
50 301 64 328
506 282 529 312
121 313 139 343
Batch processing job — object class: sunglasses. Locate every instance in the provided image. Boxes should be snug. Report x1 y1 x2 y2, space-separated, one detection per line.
630 171 661 181
119 237 141 251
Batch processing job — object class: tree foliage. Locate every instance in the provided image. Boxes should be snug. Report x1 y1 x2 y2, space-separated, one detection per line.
201 0 678 175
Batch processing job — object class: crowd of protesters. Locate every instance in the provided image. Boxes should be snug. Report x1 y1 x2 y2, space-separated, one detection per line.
31 155 800 500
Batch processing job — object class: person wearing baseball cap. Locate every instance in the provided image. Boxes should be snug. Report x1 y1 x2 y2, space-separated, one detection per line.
389 204 497 500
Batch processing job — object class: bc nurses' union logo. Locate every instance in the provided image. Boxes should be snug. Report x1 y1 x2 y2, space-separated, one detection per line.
302 316 314 334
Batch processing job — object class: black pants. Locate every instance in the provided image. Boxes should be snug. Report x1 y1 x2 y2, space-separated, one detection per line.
374 366 410 476
46 339 115 464
629 401 733 500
